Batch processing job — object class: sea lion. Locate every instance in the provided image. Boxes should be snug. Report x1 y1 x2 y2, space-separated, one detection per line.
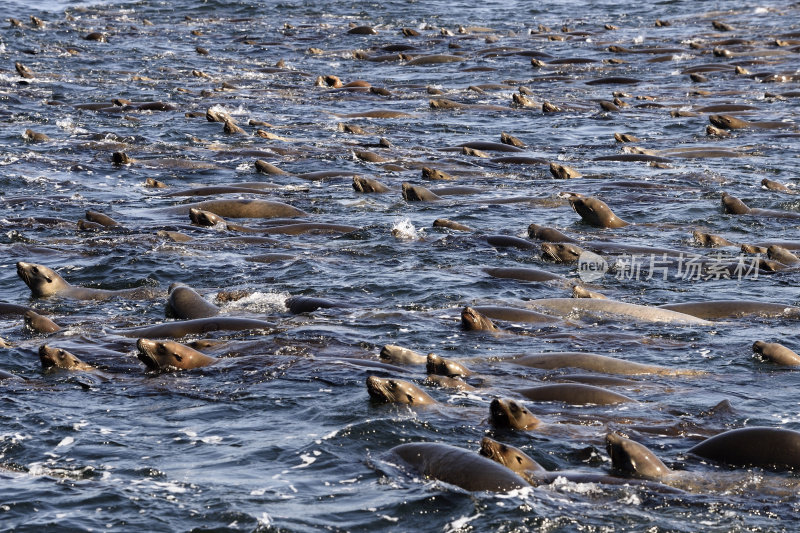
136 338 218 371
479 437 546 474
511 352 696 376
378 345 428 365
402 183 442 201
426 353 471 377
384 442 530 492
24 310 61 333
752 341 800 366
38 345 95 371
606 432 672 481
709 114 789 130
353 176 390 193
528 224 577 243
423 375 475 391
461 306 498 331
16 262 159 300
285 296 348 314
572 286 607 299
762 178 794 194
490 397 540 430
483 267 565 282
658 300 800 319
365 376 435 405
516 384 635 405
471 306 560 324
175 199 308 219
433 219 472 232
166 283 220 320
550 163 581 179
688 427 800 470
569 196 629 228
113 317 273 338
767 245 800 265
528 298 711 325
692 230 736 247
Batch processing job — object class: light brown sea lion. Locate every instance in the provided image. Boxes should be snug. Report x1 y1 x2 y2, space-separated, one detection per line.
402 183 442 201
433 219 472 232
528 298 712 324
511 352 697 376
366 376 435 405
136 339 218 371
489 397 540 430
572 286 607 299
569 196 629 228
181 199 308 219
166 283 220 320
541 242 584 262
692 230 736 247
24 310 61 333
39 345 95 371
424 375 476 391
426 353 471 377
24 129 50 142
384 442 530 492
479 437 546 474
688 427 800 470
752 341 800 366
421 167 455 181
471 306 560 324
658 300 800 319
16 262 159 300
606 432 672 480
516 384 635 405
353 176 390 193
379 345 428 365
254 160 287 175
549 163 581 179
85 210 121 227
709 114 790 130
767 245 800 265
762 178 795 194
461 306 498 331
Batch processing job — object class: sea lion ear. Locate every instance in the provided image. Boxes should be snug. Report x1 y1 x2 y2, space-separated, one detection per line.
44 276 53 283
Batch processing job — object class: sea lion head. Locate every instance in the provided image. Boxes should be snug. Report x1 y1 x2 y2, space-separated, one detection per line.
489 398 540 430
426 353 471 377
38 345 93 371
569 197 628 228
479 437 544 474
605 432 671 480
189 208 226 227
721 193 750 215
136 338 217 371
16 262 69 297
541 242 584 263
461 306 497 331
365 375 434 405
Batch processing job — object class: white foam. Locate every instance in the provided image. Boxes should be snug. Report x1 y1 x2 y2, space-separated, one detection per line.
291 453 317 469
219 291 290 313
445 513 482 531
56 436 74 448
391 218 419 240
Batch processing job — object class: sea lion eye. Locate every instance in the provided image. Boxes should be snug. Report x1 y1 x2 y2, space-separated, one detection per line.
389 381 397 389
32 267 39 273
509 402 519 413
157 344 166 354
406 394 414 403
173 354 183 362
515 455 523 464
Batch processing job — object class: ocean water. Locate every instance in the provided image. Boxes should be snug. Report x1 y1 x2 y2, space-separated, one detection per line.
1 0 800 531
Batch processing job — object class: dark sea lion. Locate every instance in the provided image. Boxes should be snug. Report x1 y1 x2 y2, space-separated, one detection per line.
433 219 472 232
688 427 800 470
479 437 546 474
136 338 218 371
379 344 428 365
569 196 629 228
353 176 390 193
24 310 61 334
85 210 121 227
528 224 576 243
545 374 637 386
461 306 498 331
16 262 159 300
585 77 641 85
0 302 36 317
658 300 800 319
426 353 471 377
483 267 565 282
385 442 530 492
245 253 296 263
166 283 220 320
490 398 540 430
511 352 696 376
485 235 537 250
39 345 95 371
752 341 800 366
164 186 277 198
516 384 635 405
114 317 273 338
402 183 442 201
285 296 348 314
366 376 435 405
606 432 672 481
